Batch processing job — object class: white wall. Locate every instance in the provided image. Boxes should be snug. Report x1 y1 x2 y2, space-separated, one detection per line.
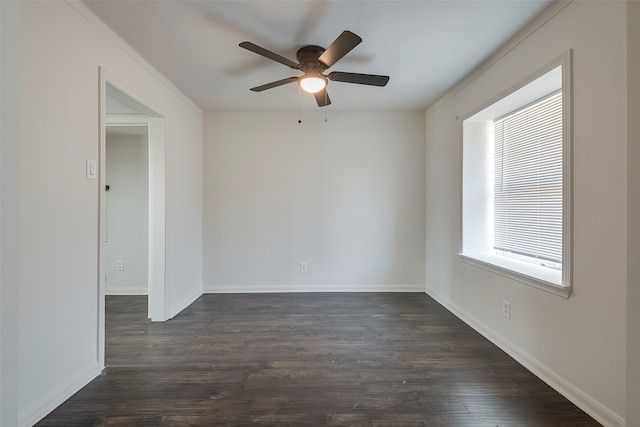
11 2 203 425
627 1 640 425
105 132 149 295
425 2 626 426
203 111 425 292
1 2 21 426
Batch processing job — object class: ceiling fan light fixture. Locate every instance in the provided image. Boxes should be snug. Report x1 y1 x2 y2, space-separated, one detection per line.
300 75 327 94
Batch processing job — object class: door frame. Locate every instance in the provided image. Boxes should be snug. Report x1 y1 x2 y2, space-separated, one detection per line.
98 68 167 369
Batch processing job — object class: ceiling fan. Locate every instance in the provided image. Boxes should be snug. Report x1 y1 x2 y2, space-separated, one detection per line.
239 31 389 107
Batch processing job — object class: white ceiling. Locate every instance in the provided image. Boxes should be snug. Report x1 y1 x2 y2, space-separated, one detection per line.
84 0 554 112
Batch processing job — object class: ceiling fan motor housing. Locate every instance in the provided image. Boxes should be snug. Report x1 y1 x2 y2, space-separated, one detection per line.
297 45 327 75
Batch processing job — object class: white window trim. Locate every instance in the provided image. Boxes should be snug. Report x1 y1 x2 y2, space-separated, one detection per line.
460 51 572 299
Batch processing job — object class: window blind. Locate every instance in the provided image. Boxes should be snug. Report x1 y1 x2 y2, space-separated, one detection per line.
494 91 563 264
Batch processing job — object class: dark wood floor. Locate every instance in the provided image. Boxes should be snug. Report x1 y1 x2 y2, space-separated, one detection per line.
38 293 599 426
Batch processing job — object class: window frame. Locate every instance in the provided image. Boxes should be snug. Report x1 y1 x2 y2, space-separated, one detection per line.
459 51 572 298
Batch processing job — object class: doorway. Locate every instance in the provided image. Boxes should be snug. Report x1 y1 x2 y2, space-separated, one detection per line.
98 70 167 369
105 124 149 296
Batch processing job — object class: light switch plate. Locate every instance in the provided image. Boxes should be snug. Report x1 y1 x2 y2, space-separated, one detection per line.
86 160 97 180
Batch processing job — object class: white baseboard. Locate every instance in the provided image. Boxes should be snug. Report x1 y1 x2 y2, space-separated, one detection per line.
105 286 148 295
168 288 202 319
19 361 101 427
203 283 426 294
426 287 625 427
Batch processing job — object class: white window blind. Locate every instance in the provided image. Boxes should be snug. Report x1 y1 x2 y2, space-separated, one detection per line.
494 91 563 264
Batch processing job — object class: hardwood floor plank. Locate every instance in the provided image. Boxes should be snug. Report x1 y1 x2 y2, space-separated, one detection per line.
37 293 600 426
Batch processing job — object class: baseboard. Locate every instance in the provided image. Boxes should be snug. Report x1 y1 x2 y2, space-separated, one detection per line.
426 287 625 427
105 286 148 295
168 288 202 319
203 283 426 294
18 361 101 427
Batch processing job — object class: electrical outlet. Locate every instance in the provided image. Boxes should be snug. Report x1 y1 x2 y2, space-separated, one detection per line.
116 260 124 271
300 262 308 273
502 300 511 319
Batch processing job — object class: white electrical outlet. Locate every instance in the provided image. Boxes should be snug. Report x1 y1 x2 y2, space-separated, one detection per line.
300 262 308 273
116 260 124 271
502 300 511 319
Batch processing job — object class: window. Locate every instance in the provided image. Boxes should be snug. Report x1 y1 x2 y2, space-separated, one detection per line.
494 91 563 268
460 52 572 297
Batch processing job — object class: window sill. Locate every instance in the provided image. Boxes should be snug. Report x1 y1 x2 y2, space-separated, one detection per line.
459 252 571 298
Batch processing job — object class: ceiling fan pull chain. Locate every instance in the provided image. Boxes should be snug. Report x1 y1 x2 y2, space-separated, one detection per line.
325 91 328 123
298 84 302 124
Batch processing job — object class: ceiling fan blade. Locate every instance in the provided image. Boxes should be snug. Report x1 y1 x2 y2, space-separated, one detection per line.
328 71 389 87
239 41 300 69
314 89 331 107
317 31 362 68
250 77 299 92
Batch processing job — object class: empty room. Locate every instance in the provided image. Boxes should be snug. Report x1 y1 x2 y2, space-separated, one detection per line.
1 1 638 426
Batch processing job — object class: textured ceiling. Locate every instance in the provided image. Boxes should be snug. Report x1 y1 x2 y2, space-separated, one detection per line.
84 0 554 112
